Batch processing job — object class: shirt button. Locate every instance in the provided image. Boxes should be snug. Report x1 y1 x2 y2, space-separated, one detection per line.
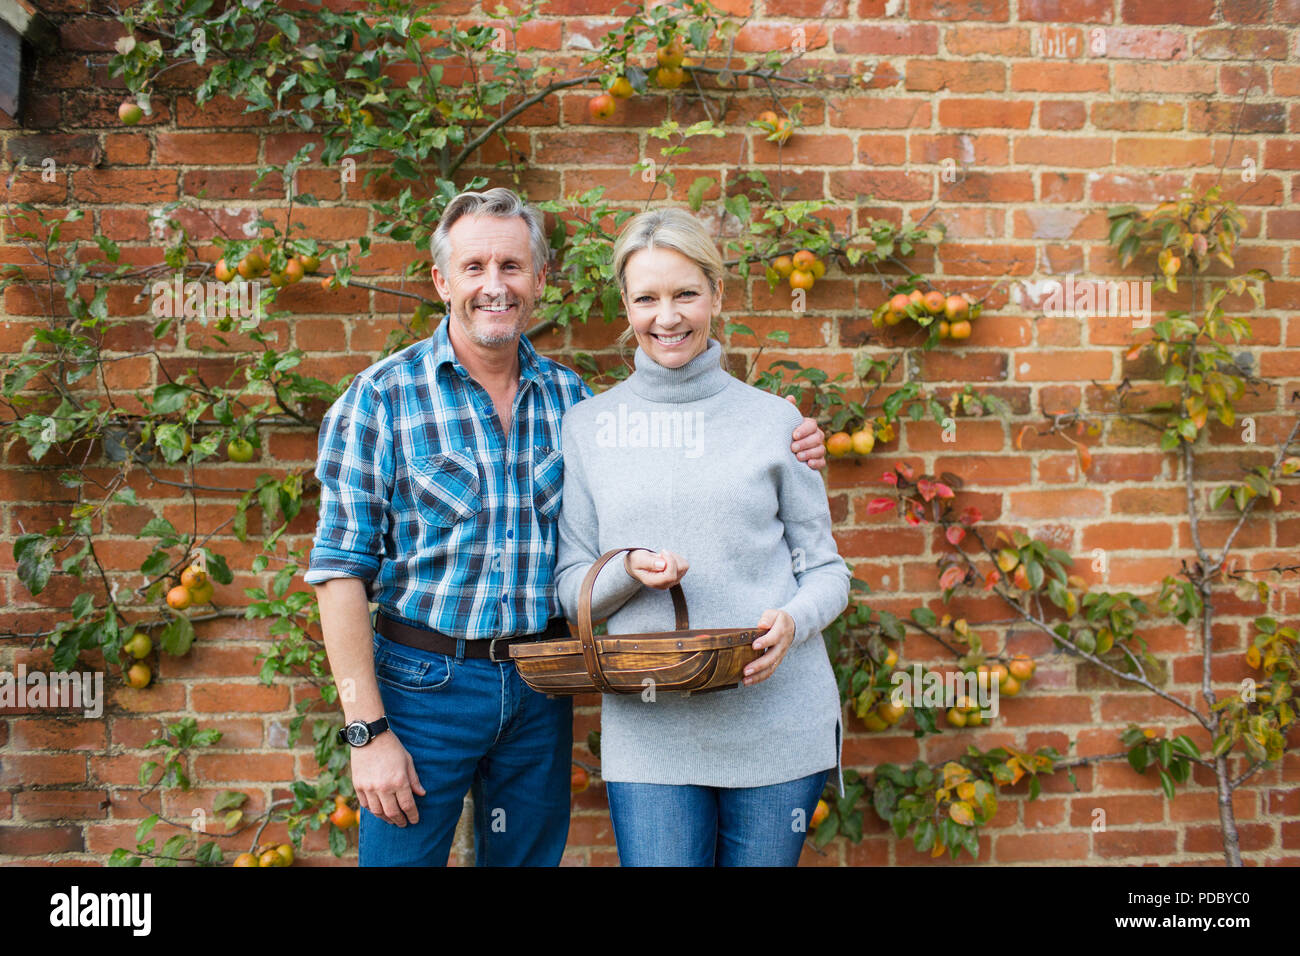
506 530 513 539
501 595 508 603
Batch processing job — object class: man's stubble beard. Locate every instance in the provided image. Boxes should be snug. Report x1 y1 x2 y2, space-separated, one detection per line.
456 301 534 348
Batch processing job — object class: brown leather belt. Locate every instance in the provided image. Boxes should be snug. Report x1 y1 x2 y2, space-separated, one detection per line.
376 612 569 663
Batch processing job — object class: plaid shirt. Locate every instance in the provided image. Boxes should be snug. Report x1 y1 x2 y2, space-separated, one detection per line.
305 316 591 639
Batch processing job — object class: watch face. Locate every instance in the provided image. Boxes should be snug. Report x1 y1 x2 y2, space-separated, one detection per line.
346 722 370 746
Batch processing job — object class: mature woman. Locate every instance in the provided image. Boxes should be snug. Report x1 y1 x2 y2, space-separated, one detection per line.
554 208 850 867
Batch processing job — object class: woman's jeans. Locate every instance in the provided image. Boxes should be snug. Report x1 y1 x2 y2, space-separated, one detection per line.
358 630 574 866
605 768 830 866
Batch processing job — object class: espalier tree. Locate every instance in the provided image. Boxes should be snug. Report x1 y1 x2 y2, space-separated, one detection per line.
803 182 1297 866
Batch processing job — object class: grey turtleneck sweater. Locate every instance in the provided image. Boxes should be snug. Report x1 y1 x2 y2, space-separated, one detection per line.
555 338 850 794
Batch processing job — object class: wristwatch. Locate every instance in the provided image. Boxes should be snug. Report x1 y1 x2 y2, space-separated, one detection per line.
338 716 389 747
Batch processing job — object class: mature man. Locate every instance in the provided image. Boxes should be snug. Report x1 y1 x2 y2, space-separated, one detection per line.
305 187 827 866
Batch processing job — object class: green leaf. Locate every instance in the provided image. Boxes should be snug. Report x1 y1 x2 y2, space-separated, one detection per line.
159 614 195 656
135 814 159 843
151 383 190 416
1158 768 1175 800
687 176 715 212
1127 745 1149 774
213 789 248 813
910 607 937 628
913 818 936 853
202 548 234 585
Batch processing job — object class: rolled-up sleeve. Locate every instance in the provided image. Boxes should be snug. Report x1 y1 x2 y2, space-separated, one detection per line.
305 375 394 585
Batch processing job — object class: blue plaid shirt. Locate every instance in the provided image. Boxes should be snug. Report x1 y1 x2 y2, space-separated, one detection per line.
305 316 591 639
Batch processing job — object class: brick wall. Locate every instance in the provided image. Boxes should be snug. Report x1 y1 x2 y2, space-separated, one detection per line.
1 0 1297 866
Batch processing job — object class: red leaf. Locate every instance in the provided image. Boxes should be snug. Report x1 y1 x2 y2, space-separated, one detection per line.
939 565 965 590
897 462 915 481
916 478 935 502
983 571 999 592
904 510 921 526
960 506 982 526
933 481 955 499
1077 445 1093 471
882 472 898 486
866 497 896 515
946 525 966 545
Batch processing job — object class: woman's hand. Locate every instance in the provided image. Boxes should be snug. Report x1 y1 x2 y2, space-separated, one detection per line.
624 548 690 590
744 609 796 686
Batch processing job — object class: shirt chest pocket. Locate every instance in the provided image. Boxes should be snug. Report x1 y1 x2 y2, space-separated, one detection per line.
408 449 482 528
532 446 564 521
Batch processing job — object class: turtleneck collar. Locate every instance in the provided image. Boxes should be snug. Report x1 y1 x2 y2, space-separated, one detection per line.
626 337 732 403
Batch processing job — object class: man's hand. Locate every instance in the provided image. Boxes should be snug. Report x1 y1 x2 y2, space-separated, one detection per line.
786 395 826 470
744 609 796 686
625 548 690 590
351 731 426 827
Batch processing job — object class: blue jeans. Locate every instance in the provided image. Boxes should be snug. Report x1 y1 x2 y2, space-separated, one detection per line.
605 768 830 866
358 630 574 866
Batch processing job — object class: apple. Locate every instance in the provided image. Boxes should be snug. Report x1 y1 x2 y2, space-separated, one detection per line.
123 632 152 659
118 100 143 126
656 36 685 69
214 258 236 283
944 294 970 322
588 93 616 120
125 661 152 689
237 252 267 279
166 585 192 611
655 65 685 89
227 437 255 462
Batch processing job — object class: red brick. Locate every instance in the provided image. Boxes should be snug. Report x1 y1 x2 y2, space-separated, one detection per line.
14 790 109 821
0 753 86 787
1011 62 1109 92
911 0 1009 19
938 98 1034 129
994 831 1089 861
1102 27 1188 59
832 23 940 54
0 825 85 856
1120 0 1214 24
1019 0 1113 22
73 169 178 204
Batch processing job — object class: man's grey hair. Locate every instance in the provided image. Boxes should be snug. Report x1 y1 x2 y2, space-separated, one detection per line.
429 187 549 277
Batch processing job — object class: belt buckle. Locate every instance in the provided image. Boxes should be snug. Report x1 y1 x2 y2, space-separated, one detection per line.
488 636 512 663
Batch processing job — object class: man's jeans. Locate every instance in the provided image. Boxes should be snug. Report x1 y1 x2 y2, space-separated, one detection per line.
358 629 574 866
605 768 829 866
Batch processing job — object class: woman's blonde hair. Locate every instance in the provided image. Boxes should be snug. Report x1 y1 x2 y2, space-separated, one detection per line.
611 208 726 351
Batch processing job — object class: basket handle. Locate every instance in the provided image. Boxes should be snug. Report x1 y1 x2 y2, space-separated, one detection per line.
577 548 690 694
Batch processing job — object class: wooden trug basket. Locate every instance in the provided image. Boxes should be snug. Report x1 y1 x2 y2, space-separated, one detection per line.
511 547 763 696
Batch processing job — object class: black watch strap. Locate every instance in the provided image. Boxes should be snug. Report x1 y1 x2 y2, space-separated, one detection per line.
338 716 389 746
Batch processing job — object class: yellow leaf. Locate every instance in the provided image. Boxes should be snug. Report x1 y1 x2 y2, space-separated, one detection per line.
942 761 970 788
948 800 975 826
